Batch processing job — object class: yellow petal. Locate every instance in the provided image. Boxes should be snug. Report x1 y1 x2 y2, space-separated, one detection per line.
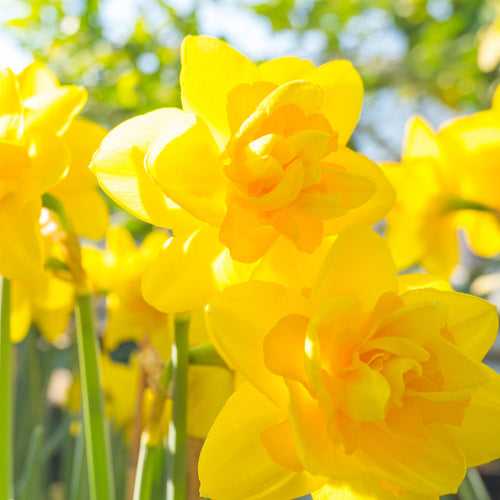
187 365 233 438
31 273 73 343
461 211 500 257
439 110 500 207
0 196 44 282
227 82 276 134
323 148 395 235
381 159 441 215
261 419 303 472
385 218 423 271
180 35 258 145
142 227 222 313
259 56 315 85
420 214 460 278
58 118 107 191
286 379 338 476
252 235 334 291
402 288 498 361
451 367 500 466
10 281 32 343
206 281 306 407
18 61 59 98
397 273 450 293
29 133 70 193
0 68 22 140
359 421 465 496
313 481 438 499
313 226 397 312
492 83 500 109
55 189 109 240
403 116 441 161
263 314 308 385
220 201 277 262
90 108 201 231
199 382 320 500
24 85 87 136
270 205 324 254
304 60 363 145
146 113 225 225
343 363 391 422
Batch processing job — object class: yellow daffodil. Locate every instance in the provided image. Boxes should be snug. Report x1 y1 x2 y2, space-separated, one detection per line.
10 275 73 344
50 117 109 240
91 35 394 262
0 61 109 285
0 63 85 281
384 106 500 277
82 226 171 357
10 208 77 343
141 224 253 315
201 226 500 499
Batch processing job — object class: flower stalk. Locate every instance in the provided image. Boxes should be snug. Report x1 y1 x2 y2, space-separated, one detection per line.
0 277 13 500
76 293 116 500
166 314 190 500
43 193 115 500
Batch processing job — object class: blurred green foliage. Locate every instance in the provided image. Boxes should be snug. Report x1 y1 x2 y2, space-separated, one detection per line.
4 0 500 130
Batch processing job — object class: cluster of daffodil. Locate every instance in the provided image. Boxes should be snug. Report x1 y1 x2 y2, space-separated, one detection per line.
2 35 500 500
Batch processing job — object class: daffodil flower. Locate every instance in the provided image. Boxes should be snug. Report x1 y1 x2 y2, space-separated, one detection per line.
51 117 109 240
0 62 108 284
82 226 171 357
10 208 77 343
384 102 500 277
201 226 500 499
91 35 394 262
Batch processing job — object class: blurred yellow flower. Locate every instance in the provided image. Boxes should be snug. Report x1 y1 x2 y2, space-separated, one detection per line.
0 63 86 281
384 109 500 277
10 275 74 344
141 224 253 315
0 62 108 285
50 118 109 240
201 226 500 499
10 208 78 343
91 35 394 262
83 226 171 357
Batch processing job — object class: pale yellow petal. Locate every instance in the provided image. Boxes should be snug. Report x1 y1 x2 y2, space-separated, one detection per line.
90 108 201 231
146 113 225 225
180 35 258 145
304 60 363 145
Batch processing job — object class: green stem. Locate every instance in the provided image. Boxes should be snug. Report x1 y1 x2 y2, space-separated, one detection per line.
458 469 491 500
443 197 500 217
75 293 115 500
17 425 44 500
0 277 13 500
133 436 165 500
166 315 190 500
188 343 226 367
68 429 85 500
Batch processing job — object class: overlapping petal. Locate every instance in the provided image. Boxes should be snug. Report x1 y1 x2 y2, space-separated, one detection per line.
199 382 322 500
90 108 201 232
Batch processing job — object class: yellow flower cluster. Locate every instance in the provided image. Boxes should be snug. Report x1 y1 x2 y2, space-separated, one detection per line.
3 34 500 500
87 36 500 499
383 93 500 277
